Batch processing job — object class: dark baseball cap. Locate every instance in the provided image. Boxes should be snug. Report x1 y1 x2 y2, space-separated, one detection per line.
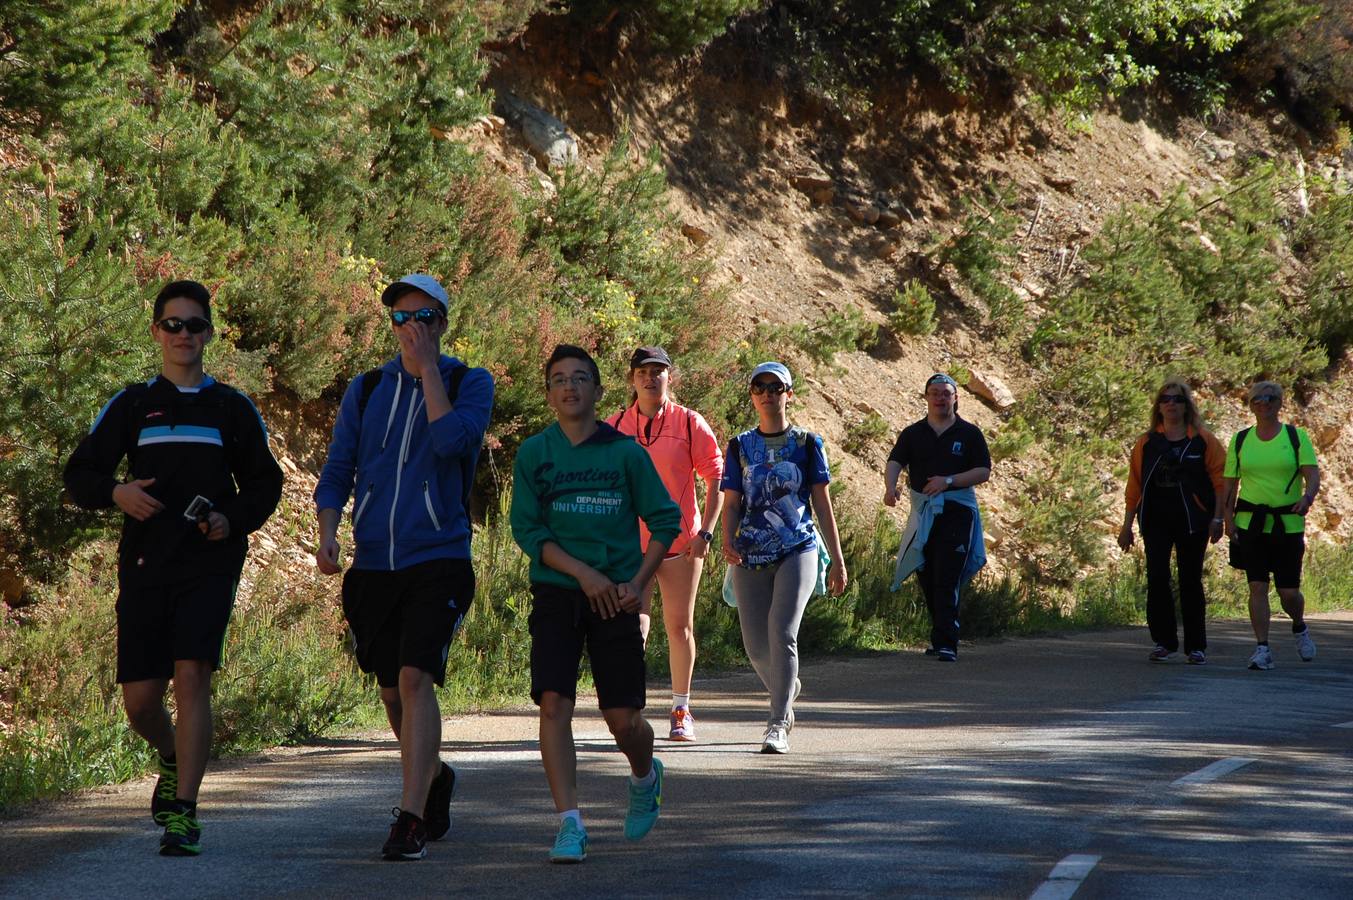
629 346 672 369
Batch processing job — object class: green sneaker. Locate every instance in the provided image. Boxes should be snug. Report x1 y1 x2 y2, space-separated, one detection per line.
151 755 179 825
549 818 587 864
623 757 664 841
158 807 202 856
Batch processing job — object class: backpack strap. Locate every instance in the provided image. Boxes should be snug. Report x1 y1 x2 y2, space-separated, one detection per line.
356 365 469 420
1283 423 1301 493
355 368 383 420
1235 424 1303 494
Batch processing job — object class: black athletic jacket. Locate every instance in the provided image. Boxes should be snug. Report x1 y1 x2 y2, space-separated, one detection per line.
63 375 284 583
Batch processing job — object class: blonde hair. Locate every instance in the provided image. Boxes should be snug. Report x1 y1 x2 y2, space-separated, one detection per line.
1149 378 1204 432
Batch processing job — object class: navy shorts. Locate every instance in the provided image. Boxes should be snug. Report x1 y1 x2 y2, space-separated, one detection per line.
116 573 238 683
341 558 475 688
529 583 646 710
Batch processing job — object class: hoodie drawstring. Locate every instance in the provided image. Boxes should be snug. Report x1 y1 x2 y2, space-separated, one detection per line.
381 372 402 450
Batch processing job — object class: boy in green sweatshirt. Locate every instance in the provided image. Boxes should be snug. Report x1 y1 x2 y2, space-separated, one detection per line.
511 344 681 864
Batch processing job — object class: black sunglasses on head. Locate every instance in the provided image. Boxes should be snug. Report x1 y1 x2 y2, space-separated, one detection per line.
156 316 211 334
390 307 444 327
750 380 787 395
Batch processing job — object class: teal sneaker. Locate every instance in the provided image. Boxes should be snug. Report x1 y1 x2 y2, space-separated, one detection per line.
158 807 202 857
549 818 588 864
623 758 664 841
151 755 178 825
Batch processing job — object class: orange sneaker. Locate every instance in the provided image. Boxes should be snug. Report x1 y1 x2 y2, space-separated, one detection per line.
668 706 696 742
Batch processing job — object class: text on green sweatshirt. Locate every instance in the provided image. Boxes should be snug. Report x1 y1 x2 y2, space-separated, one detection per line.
510 422 682 589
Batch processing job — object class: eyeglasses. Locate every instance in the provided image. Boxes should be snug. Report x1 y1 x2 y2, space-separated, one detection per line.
1250 394 1279 404
390 307 443 327
750 380 787 395
155 316 211 335
1158 394 1186 404
548 374 594 389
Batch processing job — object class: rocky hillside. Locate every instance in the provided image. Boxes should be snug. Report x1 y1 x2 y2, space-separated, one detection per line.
458 18 1353 572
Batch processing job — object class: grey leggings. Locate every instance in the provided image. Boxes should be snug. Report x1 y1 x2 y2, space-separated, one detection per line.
731 547 816 725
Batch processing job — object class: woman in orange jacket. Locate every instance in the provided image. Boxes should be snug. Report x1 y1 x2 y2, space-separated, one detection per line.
1118 379 1226 664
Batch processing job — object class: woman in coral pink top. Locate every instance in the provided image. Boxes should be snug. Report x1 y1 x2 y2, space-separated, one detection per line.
606 346 724 741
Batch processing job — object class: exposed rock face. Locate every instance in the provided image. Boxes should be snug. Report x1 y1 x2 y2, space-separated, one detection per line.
495 91 579 169
966 370 1016 410
681 223 712 246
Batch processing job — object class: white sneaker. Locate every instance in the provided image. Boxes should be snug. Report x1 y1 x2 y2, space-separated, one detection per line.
1295 627 1316 662
761 724 789 754
1248 644 1275 670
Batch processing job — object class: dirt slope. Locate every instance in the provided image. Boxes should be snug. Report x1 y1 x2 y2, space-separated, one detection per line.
469 25 1353 572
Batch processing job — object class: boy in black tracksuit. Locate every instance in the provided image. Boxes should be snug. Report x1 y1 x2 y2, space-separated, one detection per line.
63 280 283 856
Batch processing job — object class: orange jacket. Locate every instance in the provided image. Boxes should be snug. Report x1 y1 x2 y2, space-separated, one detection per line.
1124 424 1226 524
606 400 723 555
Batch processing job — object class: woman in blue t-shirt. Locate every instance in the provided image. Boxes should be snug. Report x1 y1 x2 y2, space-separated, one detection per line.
721 361 847 754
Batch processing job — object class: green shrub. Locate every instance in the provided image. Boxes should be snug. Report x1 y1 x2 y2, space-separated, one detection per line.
842 411 891 458
772 0 1248 113
934 187 1024 338
1011 446 1109 586
989 414 1036 462
0 196 150 577
570 1 760 53
888 279 937 337
762 307 877 375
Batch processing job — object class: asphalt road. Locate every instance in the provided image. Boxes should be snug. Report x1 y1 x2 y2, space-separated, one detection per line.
3 614 1351 898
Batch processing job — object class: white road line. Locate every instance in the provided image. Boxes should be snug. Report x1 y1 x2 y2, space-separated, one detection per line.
1173 756 1256 785
1029 854 1101 900
1332 721 1353 729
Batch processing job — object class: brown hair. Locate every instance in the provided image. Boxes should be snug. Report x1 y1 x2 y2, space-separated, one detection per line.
1149 378 1204 432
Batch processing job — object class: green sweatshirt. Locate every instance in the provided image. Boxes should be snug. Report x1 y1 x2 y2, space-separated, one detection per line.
511 421 682 589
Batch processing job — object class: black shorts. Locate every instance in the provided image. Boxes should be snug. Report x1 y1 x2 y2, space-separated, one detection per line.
116 573 238 684
529 583 646 710
1237 528 1305 588
341 558 475 688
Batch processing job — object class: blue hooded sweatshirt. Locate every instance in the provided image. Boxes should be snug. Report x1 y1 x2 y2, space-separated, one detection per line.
314 354 494 570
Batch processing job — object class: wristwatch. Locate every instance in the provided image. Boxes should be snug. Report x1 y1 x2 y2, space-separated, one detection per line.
697 529 714 543
944 476 954 488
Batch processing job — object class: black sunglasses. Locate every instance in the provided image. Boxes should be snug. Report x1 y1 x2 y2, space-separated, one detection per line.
1158 394 1186 404
390 307 443 327
1250 394 1279 404
750 380 787 395
156 316 211 334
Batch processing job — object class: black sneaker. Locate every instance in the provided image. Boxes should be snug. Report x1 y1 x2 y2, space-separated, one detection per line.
158 806 202 856
151 755 179 825
381 808 427 861
936 648 958 662
423 762 456 841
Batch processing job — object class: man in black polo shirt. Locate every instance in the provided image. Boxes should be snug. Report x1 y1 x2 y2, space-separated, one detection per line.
884 374 991 661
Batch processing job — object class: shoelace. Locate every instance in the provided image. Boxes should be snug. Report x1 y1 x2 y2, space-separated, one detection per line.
156 765 178 801
163 810 198 836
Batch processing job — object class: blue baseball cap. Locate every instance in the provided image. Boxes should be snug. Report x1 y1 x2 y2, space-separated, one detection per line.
381 274 449 312
925 373 958 390
750 361 792 389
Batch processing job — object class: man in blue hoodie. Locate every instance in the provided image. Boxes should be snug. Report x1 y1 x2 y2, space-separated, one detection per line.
314 274 494 861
